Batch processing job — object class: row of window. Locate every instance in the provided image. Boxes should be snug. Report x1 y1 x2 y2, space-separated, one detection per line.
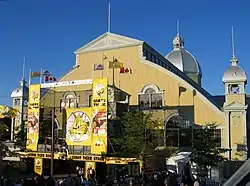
143 48 182 78
138 93 163 110
143 47 219 110
166 128 221 148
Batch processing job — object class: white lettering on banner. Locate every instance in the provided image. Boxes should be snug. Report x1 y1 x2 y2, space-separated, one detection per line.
41 79 92 88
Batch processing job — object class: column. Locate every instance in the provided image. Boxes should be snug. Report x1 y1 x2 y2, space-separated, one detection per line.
10 118 15 141
225 111 230 159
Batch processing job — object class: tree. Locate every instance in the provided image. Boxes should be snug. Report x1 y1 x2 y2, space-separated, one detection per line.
190 123 229 176
0 121 9 158
0 120 10 178
14 127 26 151
111 110 167 157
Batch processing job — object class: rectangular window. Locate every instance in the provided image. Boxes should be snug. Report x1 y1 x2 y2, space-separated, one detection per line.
214 129 221 147
138 93 163 110
156 58 159 65
152 55 156 63
83 146 91 155
88 95 92 107
138 94 150 110
14 98 21 106
147 52 151 61
151 93 163 109
166 129 179 147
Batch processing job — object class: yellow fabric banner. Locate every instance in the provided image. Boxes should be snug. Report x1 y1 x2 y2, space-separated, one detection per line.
66 108 92 146
85 161 96 180
91 78 108 155
26 84 40 151
34 158 43 176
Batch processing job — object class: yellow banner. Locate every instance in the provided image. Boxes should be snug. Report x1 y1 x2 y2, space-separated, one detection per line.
85 161 96 179
34 158 43 176
26 84 40 151
91 78 108 154
66 108 92 146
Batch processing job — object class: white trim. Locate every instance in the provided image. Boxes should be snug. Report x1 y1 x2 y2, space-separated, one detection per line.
140 84 160 93
41 79 92 88
74 32 143 54
141 59 224 117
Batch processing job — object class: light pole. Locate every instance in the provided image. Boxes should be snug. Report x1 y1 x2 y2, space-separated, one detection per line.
50 108 55 176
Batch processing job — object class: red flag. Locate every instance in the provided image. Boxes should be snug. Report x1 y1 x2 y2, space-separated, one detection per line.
44 75 56 82
120 67 132 74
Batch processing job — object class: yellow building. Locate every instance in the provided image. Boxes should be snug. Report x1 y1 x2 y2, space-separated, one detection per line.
59 31 247 159
11 30 248 178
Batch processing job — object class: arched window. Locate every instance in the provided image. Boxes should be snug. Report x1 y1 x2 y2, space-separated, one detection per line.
138 85 163 110
60 92 78 109
165 115 193 148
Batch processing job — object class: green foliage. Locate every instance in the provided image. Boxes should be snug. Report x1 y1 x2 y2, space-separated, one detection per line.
111 110 165 157
0 120 9 159
190 123 229 173
14 127 26 151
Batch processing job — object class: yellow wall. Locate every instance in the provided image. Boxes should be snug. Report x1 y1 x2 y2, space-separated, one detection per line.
38 43 232 154
226 94 246 105
60 45 224 126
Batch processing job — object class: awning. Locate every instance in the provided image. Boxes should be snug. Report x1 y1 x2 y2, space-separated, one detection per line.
0 105 17 119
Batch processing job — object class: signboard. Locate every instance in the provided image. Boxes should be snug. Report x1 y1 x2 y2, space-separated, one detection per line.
66 108 92 146
41 79 92 88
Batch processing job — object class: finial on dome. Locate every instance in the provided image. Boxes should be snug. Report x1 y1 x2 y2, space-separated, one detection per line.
173 20 184 50
177 20 180 35
230 26 238 66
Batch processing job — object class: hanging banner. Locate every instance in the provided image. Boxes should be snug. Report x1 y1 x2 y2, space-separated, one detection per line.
66 108 92 146
85 161 96 180
91 78 108 154
26 84 41 151
34 158 43 176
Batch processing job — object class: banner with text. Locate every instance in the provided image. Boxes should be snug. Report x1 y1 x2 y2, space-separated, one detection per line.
34 158 43 176
66 108 92 146
26 84 41 151
91 78 108 155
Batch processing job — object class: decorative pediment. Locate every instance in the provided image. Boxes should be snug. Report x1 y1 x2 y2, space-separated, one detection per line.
223 101 248 111
75 32 143 54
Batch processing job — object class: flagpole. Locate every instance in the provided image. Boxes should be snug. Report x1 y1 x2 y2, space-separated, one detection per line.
28 69 31 85
39 68 43 84
92 64 94 82
107 58 110 82
112 57 115 86
22 57 26 81
101 56 104 78
108 0 111 33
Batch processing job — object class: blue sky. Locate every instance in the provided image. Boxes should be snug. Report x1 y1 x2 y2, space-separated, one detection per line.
0 0 250 105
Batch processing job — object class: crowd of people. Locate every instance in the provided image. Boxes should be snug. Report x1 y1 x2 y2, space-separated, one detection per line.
1 174 91 186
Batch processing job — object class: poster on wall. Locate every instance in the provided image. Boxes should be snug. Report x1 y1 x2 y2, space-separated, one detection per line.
66 108 92 146
26 84 41 151
91 78 108 155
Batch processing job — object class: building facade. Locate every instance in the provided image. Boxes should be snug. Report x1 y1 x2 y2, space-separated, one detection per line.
10 31 249 177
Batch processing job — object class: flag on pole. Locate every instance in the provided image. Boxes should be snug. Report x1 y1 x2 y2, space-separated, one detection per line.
120 67 132 74
108 58 123 69
94 64 104 71
43 70 56 83
30 71 42 77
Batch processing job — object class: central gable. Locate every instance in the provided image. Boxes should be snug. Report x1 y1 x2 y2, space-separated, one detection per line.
75 32 143 54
